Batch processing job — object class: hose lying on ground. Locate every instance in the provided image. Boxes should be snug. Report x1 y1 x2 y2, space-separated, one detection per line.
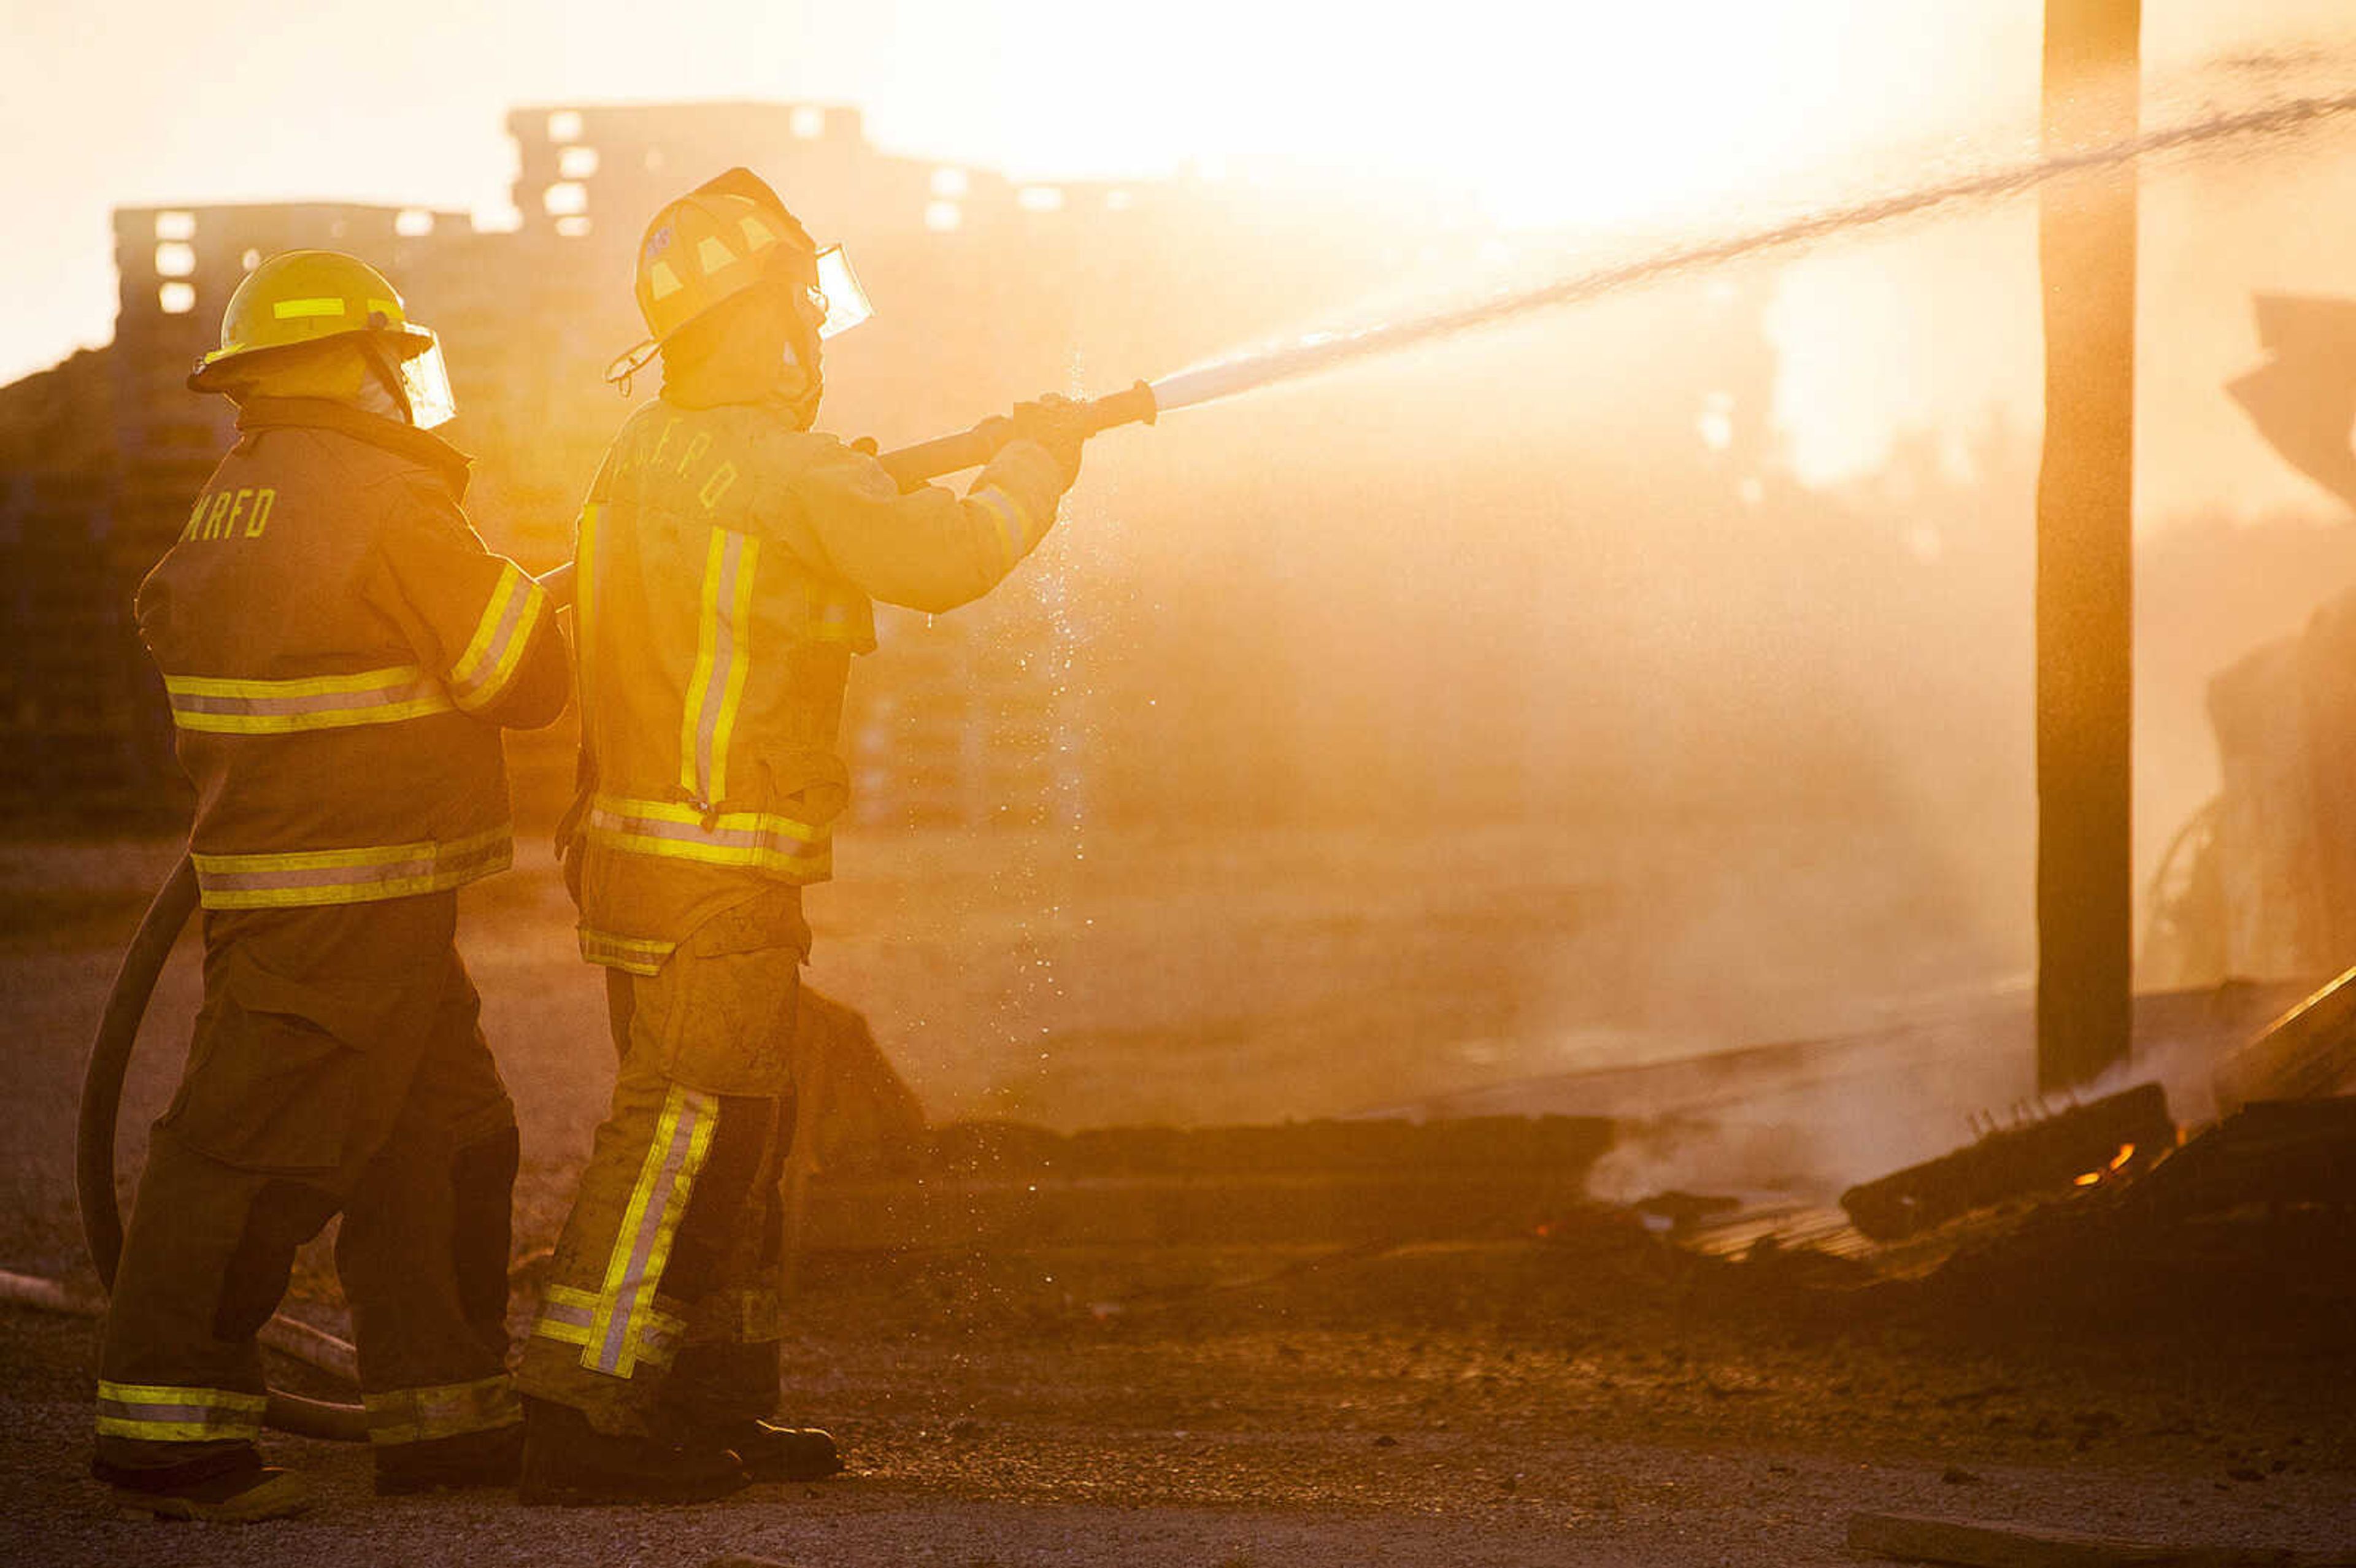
0 1267 359 1386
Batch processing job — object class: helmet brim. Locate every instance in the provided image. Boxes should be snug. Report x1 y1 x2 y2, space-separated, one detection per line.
188 322 439 393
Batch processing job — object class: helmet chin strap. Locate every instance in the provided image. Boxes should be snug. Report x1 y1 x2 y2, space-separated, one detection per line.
354 338 414 426
779 324 823 431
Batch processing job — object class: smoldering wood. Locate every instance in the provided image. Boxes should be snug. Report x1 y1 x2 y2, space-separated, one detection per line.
1838 1083 2172 1241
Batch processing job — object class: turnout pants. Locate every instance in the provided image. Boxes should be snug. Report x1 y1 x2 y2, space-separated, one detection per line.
96 893 520 1477
517 894 801 1437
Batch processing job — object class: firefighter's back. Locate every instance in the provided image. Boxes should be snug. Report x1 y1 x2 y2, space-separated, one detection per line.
139 401 546 910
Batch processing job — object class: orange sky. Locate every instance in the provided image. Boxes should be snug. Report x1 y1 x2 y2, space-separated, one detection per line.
7 0 2356 517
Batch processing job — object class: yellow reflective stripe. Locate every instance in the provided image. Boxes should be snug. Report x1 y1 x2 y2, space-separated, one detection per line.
164 664 456 734
574 502 601 720
623 1303 687 1370
362 1375 520 1446
169 696 453 735
593 796 815 832
530 1282 599 1347
165 666 432 700
448 566 518 693
579 927 675 975
191 824 509 875
448 564 549 713
677 529 756 804
272 296 350 320
96 1381 266 1410
677 530 727 797
531 1299 682 1364
94 1381 266 1442
583 794 832 879
707 534 760 802
971 486 1034 570
94 1415 263 1442
190 826 511 910
585 1085 715 1377
588 838 834 880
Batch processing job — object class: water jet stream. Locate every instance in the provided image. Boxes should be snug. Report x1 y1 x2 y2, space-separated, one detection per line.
1142 87 2356 419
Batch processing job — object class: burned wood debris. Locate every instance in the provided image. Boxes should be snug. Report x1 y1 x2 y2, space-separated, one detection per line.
1677 1093 2356 1331
1938 1095 2356 1297
1838 1084 2176 1242
795 1115 1614 1251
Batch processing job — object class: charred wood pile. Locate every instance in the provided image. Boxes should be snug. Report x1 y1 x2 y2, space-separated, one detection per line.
1839 1085 2176 1242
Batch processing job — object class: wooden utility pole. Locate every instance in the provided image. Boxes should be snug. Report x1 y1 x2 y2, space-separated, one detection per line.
2036 0 2140 1092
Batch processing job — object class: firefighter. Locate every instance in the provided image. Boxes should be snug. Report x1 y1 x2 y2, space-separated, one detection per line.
515 169 1087 1504
95 250 571 1521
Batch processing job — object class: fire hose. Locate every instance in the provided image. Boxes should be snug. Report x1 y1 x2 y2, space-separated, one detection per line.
55 381 1166 1441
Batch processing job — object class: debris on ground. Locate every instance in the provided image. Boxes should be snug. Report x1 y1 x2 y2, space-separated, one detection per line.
1838 1084 2174 1241
796 1114 1611 1250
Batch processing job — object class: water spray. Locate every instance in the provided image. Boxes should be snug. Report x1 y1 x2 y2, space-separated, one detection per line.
905 84 2356 482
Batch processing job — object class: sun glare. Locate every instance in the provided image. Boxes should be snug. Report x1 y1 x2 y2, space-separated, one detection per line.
944 1 2042 236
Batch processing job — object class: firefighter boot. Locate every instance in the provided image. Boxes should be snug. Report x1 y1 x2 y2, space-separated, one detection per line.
95 1448 314 1524
716 1420 843 1483
517 1397 749 1506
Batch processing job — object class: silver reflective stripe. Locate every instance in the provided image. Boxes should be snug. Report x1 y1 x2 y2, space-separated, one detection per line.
586 1085 716 1377
588 804 826 864
164 666 454 734
189 826 512 910
448 565 550 712
679 529 760 806
530 1286 597 1347
94 1380 266 1441
578 927 677 975
362 1375 522 1445
971 485 1034 567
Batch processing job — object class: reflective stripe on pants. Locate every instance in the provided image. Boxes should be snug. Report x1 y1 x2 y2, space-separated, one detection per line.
363 1374 522 1446
517 941 797 1436
94 1382 266 1443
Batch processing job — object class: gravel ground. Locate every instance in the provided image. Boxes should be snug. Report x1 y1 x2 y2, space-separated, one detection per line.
9 1213 2356 1568
4 1290 2352 1568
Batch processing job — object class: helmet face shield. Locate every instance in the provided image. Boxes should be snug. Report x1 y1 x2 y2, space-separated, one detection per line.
812 245 873 340
390 328 458 429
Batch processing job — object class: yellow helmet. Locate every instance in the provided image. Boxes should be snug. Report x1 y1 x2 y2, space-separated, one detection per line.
189 250 456 427
609 168 872 386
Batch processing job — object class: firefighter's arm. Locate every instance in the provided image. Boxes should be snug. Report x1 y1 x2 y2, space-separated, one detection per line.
776 434 1072 615
363 475 572 729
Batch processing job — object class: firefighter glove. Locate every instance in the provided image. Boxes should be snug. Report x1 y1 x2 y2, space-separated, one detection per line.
1009 394 1089 488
